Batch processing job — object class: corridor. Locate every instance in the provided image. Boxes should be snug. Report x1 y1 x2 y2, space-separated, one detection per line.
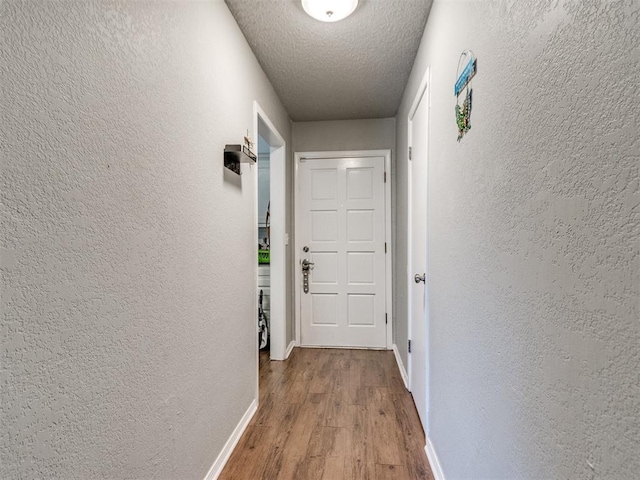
220 349 434 479
3 1 638 478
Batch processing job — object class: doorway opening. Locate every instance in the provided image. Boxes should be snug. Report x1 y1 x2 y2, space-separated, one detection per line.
253 102 287 386
257 136 271 356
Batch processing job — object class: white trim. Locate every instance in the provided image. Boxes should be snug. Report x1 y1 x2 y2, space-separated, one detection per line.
425 437 446 480
285 340 296 359
384 152 393 350
203 399 258 480
409 67 431 120
297 344 386 350
253 102 287 362
407 128 413 390
294 150 393 350
392 344 409 389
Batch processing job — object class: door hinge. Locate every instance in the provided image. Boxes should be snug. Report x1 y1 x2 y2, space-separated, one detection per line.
384 171 387 183
409 147 412 161
408 339 412 353
385 242 387 253
385 313 388 325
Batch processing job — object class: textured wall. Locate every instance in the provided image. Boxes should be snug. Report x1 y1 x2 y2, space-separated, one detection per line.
395 0 639 478
292 118 398 345
292 118 396 154
0 1 290 478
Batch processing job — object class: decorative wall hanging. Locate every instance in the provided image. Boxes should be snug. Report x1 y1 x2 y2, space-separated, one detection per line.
454 50 477 142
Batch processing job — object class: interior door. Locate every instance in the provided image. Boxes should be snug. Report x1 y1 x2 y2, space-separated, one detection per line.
298 156 386 348
409 84 429 433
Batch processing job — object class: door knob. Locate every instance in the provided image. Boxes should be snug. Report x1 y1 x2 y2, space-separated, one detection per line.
414 273 426 284
302 259 315 269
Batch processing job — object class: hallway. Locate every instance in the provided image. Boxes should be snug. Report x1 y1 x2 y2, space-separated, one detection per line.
3 1 638 478
220 349 434 479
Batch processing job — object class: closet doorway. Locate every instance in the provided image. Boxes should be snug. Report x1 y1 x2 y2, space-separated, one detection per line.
253 102 287 388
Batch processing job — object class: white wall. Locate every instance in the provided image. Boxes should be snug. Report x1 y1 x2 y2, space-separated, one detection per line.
292 118 397 344
0 1 290 478
396 0 639 478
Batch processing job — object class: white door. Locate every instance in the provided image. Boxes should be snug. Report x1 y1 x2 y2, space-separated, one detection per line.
298 156 387 348
409 76 430 433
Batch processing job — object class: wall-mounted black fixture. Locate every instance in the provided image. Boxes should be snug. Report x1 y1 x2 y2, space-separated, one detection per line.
224 144 256 175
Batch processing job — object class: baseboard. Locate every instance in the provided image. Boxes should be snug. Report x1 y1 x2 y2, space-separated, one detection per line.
392 343 409 389
425 437 445 480
285 340 296 359
203 399 258 480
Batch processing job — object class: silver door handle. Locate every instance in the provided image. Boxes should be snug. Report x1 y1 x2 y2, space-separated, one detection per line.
302 259 314 294
414 273 426 284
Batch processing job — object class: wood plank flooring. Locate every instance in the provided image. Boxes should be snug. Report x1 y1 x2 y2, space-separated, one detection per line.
219 348 434 480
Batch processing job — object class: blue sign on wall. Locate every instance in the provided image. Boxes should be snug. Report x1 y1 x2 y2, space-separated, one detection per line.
455 57 477 97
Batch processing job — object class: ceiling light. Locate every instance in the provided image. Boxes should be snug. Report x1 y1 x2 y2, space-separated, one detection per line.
302 0 359 23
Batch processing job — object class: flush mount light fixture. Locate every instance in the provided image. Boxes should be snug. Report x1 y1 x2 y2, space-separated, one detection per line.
301 0 359 22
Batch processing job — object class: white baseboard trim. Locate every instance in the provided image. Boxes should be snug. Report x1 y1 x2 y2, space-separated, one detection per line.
203 399 258 480
392 343 409 389
285 340 296 359
425 437 445 480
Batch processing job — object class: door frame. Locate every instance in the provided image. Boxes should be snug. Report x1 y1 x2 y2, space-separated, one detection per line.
407 68 431 433
253 102 287 367
294 150 393 349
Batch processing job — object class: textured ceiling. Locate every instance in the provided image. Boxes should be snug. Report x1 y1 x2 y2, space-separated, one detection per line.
225 0 433 121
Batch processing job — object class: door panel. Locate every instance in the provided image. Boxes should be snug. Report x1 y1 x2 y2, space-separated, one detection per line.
299 156 386 348
409 85 430 434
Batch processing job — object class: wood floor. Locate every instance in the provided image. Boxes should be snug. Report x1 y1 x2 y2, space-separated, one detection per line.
219 348 434 480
